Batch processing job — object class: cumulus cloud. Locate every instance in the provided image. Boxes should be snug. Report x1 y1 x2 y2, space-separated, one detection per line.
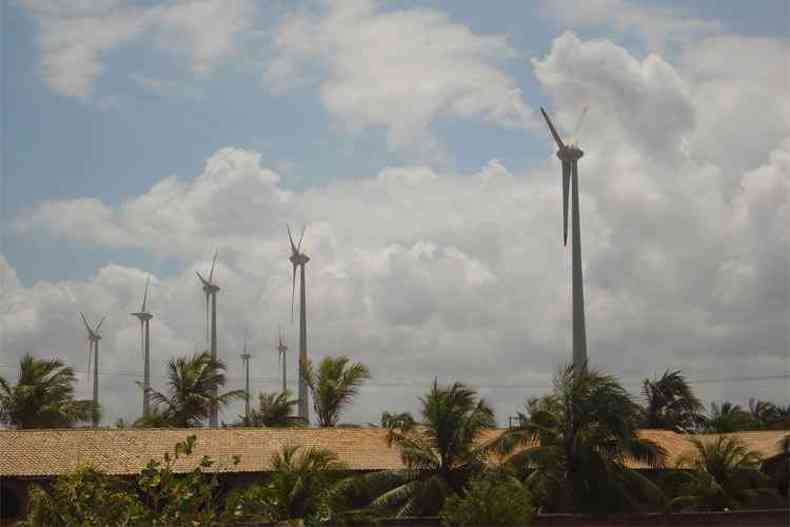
17 0 254 98
264 0 536 157
540 0 721 51
6 31 789 425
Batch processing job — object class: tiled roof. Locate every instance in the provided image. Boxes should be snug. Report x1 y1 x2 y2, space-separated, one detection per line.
1 427 786 478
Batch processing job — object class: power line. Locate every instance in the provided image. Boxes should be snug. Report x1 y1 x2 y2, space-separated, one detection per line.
0 362 788 391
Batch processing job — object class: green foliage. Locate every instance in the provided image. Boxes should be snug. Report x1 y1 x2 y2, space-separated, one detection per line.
705 402 757 433
244 390 298 427
222 444 346 525
439 474 536 526
495 364 666 513
668 435 780 511
144 351 245 427
642 370 705 432
304 356 371 427
381 411 416 429
748 399 790 430
136 434 226 525
22 465 144 526
349 380 496 518
0 353 94 428
22 435 234 526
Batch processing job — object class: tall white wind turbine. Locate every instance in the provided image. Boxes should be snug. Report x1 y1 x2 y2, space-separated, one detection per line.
287 226 310 423
540 106 589 371
80 312 106 427
131 276 153 418
196 250 221 427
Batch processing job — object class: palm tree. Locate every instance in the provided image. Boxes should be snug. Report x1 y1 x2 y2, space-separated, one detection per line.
496 364 666 513
145 351 244 427
381 411 416 429
0 353 93 428
244 391 297 427
642 370 704 432
344 380 496 518
303 355 371 427
669 435 779 511
225 444 347 524
747 398 786 429
705 402 756 433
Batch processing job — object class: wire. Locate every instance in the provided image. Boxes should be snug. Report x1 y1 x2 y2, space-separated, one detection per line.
0 362 787 391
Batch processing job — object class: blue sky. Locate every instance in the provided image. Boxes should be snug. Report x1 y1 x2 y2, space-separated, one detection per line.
2 0 788 425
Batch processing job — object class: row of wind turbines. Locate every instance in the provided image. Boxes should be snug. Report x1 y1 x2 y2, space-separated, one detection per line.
79 225 313 428
77 107 590 428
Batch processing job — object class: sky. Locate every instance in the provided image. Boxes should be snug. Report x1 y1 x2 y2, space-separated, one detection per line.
1 0 788 427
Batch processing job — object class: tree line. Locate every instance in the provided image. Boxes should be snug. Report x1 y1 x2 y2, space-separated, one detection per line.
2 353 789 525
2 353 788 432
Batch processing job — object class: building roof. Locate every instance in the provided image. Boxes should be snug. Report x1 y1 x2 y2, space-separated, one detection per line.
1 427 786 478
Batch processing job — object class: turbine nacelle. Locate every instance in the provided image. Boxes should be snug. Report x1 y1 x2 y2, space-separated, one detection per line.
557 145 584 161
80 312 105 341
289 253 310 266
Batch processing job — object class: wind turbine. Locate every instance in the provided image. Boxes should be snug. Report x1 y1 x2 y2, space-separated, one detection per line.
276 326 288 395
287 225 310 423
131 276 154 418
80 312 106 427
540 106 589 372
241 335 251 425
196 250 221 427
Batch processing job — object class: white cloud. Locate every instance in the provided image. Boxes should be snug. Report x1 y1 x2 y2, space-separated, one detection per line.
7 31 789 425
540 0 721 51
17 0 255 98
265 0 536 157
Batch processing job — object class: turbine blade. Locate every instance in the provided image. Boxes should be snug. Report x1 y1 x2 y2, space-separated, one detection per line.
562 160 570 246
287 225 297 253
141 275 150 312
87 341 93 384
209 250 218 283
196 271 208 286
95 316 106 333
570 105 588 146
80 312 92 334
540 107 565 149
290 263 297 322
297 225 306 252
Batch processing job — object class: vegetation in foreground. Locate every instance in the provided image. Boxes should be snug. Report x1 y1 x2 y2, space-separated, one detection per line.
3 352 789 525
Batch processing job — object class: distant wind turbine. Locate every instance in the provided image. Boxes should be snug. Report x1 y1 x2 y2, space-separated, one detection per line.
80 312 106 427
131 276 153 419
287 225 310 423
196 250 221 427
241 335 251 424
540 106 589 371
276 326 288 395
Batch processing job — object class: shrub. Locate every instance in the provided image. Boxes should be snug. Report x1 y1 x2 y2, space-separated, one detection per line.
439 475 535 526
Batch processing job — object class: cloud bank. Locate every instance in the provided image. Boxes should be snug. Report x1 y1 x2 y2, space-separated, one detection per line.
6 28 788 425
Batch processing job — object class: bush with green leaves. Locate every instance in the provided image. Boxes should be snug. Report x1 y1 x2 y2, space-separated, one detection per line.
440 474 536 526
22 465 144 526
22 435 234 526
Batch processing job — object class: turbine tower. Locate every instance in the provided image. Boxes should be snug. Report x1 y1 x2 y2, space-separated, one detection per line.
196 250 221 427
131 276 153 418
80 312 105 427
540 106 589 371
288 225 310 423
241 336 251 424
276 327 288 394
